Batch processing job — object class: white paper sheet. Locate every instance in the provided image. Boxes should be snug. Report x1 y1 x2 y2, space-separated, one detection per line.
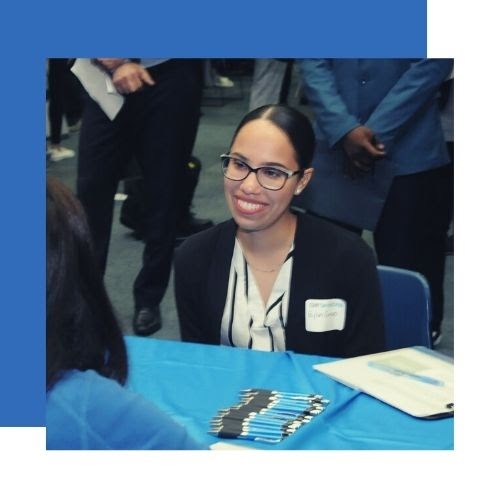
313 347 454 418
71 58 124 120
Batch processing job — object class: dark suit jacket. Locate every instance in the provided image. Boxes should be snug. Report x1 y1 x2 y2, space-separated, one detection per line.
174 213 385 358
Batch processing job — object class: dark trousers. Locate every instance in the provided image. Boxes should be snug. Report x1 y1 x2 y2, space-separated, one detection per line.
77 60 202 307
47 59 83 144
374 166 453 332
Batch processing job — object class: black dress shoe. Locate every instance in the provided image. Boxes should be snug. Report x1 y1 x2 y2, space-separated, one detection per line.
133 306 162 336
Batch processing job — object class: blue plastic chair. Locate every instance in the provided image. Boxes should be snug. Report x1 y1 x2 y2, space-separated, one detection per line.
377 265 432 350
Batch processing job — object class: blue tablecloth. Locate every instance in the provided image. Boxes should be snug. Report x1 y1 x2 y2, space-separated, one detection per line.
125 337 453 450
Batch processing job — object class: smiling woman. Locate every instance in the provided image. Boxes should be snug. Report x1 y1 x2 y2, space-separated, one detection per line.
174 104 385 358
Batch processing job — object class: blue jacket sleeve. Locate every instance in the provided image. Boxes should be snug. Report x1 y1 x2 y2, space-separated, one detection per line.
365 58 453 151
46 371 208 450
299 59 360 147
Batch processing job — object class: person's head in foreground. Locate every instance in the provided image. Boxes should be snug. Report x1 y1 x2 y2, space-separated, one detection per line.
46 176 206 449
46 176 127 392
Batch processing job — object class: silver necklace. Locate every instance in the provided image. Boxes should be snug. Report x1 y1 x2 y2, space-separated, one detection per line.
248 263 280 273
238 224 295 274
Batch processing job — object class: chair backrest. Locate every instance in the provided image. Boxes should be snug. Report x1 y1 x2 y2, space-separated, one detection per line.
377 265 432 350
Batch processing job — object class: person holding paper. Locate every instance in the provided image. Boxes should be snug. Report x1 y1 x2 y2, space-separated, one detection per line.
76 58 202 336
46 177 206 450
175 104 385 357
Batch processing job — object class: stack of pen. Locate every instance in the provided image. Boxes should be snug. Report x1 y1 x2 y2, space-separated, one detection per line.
209 388 329 444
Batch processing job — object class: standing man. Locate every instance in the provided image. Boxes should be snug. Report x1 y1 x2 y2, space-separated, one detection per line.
248 59 293 111
297 59 453 346
75 58 202 336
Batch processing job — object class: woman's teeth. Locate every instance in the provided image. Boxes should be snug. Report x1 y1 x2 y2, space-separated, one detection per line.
237 199 264 212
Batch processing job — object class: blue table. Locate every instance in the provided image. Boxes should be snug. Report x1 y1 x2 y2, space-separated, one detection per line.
125 337 453 450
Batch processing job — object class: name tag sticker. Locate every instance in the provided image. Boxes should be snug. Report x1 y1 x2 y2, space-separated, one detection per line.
305 299 346 332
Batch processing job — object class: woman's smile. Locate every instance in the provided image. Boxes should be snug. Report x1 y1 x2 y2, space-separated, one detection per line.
234 196 268 215
224 119 309 234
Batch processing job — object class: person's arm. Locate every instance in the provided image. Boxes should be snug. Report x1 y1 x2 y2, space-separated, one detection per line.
94 58 155 94
299 59 360 148
341 125 386 177
46 371 208 450
113 387 208 450
299 59 385 176
365 58 454 153
174 241 210 344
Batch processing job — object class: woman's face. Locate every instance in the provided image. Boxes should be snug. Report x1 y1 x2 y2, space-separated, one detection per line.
224 118 313 234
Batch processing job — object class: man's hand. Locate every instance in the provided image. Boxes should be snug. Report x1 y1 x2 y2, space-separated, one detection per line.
94 58 155 94
111 63 155 94
342 126 386 178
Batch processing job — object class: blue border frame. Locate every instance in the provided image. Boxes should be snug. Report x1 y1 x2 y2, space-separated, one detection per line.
0 0 426 426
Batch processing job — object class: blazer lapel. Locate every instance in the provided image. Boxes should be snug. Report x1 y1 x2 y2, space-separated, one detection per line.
206 220 237 340
286 213 311 345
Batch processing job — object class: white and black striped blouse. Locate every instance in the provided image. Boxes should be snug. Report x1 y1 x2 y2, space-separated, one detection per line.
221 239 294 351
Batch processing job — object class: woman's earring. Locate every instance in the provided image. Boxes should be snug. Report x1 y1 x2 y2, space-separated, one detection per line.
295 188 302 195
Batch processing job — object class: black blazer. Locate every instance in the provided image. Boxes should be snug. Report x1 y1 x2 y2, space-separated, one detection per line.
174 212 385 358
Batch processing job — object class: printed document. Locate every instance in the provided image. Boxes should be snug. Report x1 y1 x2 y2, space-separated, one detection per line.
313 347 453 418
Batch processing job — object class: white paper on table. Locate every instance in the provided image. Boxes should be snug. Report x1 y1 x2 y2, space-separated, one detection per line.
313 347 454 418
71 58 124 120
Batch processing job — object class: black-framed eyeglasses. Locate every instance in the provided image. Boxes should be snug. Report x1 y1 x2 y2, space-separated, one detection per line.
220 154 301 191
